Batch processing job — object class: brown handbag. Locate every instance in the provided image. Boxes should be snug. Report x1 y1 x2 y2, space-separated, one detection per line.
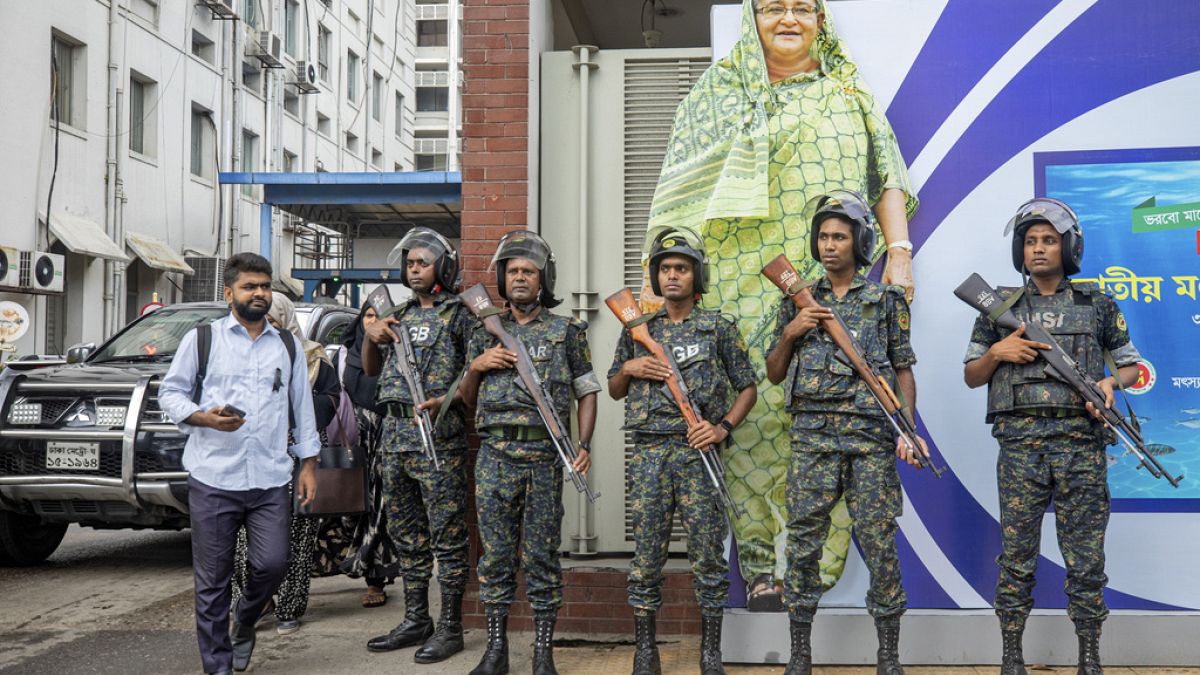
293 438 368 517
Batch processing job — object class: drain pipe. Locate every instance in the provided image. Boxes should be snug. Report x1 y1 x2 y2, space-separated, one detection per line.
102 0 123 336
571 45 599 557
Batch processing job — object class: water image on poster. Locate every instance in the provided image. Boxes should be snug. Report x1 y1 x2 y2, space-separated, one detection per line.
1038 147 1200 505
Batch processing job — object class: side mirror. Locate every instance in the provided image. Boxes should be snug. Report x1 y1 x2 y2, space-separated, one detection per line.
66 342 96 364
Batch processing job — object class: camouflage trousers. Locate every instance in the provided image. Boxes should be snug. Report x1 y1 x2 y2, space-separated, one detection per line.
995 440 1110 631
784 413 905 622
380 449 470 592
628 436 729 618
475 438 564 613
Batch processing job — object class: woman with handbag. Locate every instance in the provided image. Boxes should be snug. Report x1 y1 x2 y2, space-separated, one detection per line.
230 295 340 634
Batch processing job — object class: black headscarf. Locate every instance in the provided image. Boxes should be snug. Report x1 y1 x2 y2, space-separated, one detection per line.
341 303 385 413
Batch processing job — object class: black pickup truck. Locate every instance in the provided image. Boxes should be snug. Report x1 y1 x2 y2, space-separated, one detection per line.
0 301 356 564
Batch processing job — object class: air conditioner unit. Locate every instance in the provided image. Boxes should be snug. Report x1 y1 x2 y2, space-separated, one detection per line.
183 256 226 303
291 60 319 94
23 250 64 294
251 31 284 68
198 0 239 20
0 245 20 290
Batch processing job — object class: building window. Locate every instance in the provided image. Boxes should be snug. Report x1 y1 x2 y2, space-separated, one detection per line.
241 129 258 196
346 50 359 101
50 33 84 129
242 0 258 29
190 106 214 179
345 131 359 155
191 29 215 64
394 92 404 138
131 0 159 26
317 25 331 81
129 73 157 157
371 148 383 170
243 60 263 95
417 20 448 47
317 111 331 137
284 0 299 56
283 88 300 117
416 87 449 112
371 72 383 121
283 149 298 172
416 154 447 172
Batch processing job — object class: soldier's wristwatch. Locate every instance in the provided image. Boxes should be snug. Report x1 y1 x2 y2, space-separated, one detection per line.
718 419 734 435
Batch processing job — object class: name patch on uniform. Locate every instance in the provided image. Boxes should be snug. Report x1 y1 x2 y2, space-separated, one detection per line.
1030 311 1067 330
671 343 702 362
408 325 431 343
528 343 550 359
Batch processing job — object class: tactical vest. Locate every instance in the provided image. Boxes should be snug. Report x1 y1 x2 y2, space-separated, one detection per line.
985 283 1104 422
376 295 469 440
787 281 897 418
625 309 731 432
477 312 577 429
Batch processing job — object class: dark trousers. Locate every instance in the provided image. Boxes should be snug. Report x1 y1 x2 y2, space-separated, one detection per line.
188 477 291 673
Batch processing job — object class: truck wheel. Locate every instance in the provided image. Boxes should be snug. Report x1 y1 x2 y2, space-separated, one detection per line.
0 512 68 566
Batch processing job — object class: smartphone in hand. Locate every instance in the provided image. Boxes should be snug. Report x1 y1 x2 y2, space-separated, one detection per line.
219 404 247 419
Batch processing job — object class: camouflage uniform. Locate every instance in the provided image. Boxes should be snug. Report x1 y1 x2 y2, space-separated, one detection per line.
964 280 1140 632
772 275 915 622
470 310 602 613
376 291 477 593
608 307 757 617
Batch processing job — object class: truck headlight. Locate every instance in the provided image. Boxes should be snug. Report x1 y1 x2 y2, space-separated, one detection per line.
7 400 43 425
96 405 128 427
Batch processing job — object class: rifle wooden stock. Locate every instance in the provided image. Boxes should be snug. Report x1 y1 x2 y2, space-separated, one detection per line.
604 288 745 519
761 255 942 477
389 322 441 470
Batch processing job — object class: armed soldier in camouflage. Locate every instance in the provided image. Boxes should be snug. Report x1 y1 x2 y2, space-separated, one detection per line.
459 231 601 675
765 191 925 675
608 229 758 675
963 199 1141 675
362 228 477 665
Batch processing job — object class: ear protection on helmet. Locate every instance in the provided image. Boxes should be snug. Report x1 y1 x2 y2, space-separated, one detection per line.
489 230 561 308
1004 197 1083 276
806 189 876 268
387 227 461 292
648 228 709 296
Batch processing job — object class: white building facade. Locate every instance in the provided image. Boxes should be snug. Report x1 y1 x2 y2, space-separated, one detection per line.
0 0 463 359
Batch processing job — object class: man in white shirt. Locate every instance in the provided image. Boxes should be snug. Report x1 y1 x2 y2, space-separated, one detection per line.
159 253 320 675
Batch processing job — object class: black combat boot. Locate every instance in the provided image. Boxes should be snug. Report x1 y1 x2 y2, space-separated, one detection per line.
367 585 434 652
468 606 509 675
413 590 465 663
1000 627 1027 675
1075 621 1103 675
631 613 661 675
532 611 558 675
699 614 725 675
782 619 812 675
875 616 904 675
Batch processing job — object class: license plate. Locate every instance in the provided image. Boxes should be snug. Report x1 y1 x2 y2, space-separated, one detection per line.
45 442 100 471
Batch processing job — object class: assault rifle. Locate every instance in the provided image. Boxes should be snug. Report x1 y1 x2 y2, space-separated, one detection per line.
761 255 944 477
459 284 600 503
954 273 1182 488
366 284 440 470
605 288 744 520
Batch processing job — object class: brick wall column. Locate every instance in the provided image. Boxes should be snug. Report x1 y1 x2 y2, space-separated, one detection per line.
460 0 531 292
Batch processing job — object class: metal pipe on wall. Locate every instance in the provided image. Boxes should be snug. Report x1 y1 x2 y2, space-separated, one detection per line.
103 0 123 336
571 45 599 557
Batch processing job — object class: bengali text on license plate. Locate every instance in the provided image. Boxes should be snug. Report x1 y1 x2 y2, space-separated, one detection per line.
45 442 100 470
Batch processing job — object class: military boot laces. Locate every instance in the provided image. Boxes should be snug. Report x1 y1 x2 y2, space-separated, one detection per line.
1076 622 1103 675
366 586 433 652
1000 628 1027 675
782 619 813 675
413 590 465 664
468 608 509 675
631 614 661 675
532 611 558 675
699 615 726 675
875 618 904 675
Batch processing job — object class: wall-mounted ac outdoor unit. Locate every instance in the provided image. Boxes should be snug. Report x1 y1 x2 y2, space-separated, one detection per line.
0 246 20 290
182 256 226 303
250 31 284 69
23 250 64 294
291 61 319 94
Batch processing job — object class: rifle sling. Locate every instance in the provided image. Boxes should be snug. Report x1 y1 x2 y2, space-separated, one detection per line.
989 286 1024 323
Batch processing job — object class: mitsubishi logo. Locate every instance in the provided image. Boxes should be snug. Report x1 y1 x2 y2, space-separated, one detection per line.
64 401 96 427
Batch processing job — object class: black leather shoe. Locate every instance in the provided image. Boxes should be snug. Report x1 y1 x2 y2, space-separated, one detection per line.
367 586 434 652
230 621 256 672
468 607 509 675
413 590 465 663
631 613 661 675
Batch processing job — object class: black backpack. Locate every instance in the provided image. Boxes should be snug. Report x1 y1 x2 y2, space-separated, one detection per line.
190 322 298 429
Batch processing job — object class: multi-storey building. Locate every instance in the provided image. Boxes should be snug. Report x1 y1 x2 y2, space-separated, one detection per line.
0 0 462 357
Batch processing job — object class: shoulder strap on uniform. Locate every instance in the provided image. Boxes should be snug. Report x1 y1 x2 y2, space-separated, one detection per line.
279 330 298 431
191 324 212 404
